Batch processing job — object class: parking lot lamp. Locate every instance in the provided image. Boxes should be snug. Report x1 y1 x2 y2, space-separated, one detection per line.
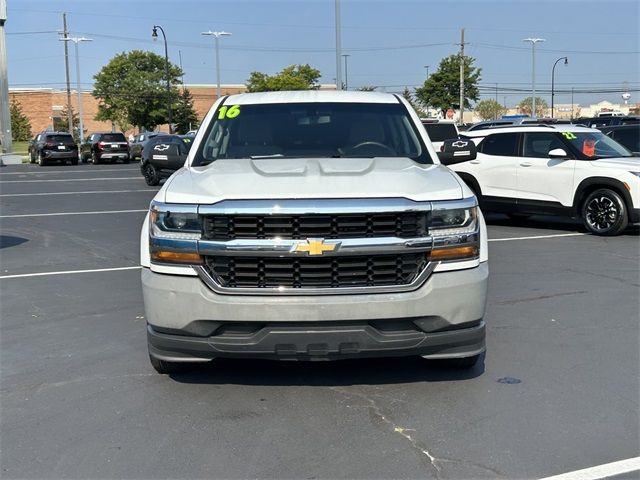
59 35 92 143
152 25 173 133
201 31 232 99
523 37 545 118
551 56 568 118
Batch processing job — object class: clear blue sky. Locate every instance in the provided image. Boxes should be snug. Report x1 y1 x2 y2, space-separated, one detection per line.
6 0 640 107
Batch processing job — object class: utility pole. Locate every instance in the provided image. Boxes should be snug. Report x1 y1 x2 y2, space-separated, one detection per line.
459 28 465 125
571 87 574 120
62 13 73 135
0 0 11 154
335 0 342 90
523 37 545 118
495 83 498 119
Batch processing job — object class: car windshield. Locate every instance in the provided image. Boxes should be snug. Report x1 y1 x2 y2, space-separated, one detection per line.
192 102 430 166
47 134 74 143
101 133 126 142
560 131 632 159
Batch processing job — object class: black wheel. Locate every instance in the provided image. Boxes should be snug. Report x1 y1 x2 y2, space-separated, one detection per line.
92 151 100 165
37 151 46 166
29 150 36 164
149 354 199 374
581 188 628 236
143 163 160 186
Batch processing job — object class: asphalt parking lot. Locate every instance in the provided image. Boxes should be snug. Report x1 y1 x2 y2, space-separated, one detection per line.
1 162 638 479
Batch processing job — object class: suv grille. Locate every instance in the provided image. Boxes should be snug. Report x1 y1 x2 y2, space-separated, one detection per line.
204 253 428 289
202 213 427 240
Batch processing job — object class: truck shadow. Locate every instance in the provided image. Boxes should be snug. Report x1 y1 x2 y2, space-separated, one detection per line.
0 235 29 249
485 213 639 236
170 354 485 386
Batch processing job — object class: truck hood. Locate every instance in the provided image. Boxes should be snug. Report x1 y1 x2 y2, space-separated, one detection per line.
160 157 463 204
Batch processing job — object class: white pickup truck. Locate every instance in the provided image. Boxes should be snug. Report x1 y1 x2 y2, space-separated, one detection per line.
140 90 488 374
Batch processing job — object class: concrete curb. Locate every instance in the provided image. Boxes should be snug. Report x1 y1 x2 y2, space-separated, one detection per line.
0 154 23 166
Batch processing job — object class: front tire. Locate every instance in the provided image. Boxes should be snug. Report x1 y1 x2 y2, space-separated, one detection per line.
37 151 46 166
30 150 36 164
581 188 628 236
92 151 101 165
143 163 160 186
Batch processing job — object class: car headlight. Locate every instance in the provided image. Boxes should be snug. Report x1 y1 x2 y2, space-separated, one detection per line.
149 202 202 264
429 200 479 262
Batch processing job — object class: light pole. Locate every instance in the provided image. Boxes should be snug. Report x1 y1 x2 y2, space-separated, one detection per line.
342 54 350 90
523 37 545 118
335 0 342 90
59 35 92 143
152 25 173 133
551 56 568 118
201 30 231 99
424 65 429 79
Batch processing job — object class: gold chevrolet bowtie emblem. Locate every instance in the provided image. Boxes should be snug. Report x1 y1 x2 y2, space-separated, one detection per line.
293 238 339 256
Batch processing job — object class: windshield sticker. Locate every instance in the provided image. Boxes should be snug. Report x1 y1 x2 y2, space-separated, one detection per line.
217 105 241 120
562 132 577 140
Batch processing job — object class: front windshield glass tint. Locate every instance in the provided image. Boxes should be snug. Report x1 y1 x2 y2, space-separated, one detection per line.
561 131 631 159
193 102 430 165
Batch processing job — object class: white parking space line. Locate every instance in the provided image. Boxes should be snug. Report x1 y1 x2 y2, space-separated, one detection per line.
0 168 140 175
0 177 140 183
0 209 147 219
0 266 141 280
0 189 156 197
539 456 640 480
489 233 587 242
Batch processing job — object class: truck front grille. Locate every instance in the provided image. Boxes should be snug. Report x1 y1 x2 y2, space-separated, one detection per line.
203 253 428 289
202 212 427 240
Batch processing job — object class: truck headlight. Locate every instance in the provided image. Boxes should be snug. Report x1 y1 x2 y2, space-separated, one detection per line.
149 202 202 265
429 200 479 262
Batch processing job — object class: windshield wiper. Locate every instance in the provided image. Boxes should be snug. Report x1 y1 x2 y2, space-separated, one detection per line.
250 154 286 159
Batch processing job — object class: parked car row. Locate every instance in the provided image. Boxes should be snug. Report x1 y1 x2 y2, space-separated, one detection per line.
26 130 196 167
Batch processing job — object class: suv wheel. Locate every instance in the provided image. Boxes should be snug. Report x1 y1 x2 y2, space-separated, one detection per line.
581 188 628 236
143 163 160 186
37 151 46 166
92 152 100 165
30 150 36 164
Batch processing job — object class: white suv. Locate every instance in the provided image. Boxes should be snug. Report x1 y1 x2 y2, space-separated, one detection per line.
444 125 640 235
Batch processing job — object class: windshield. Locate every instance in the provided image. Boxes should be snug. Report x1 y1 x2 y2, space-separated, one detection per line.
192 102 431 166
561 131 632 159
101 133 126 142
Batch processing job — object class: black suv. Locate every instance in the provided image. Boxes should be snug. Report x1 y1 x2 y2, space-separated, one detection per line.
29 132 78 166
129 132 162 161
80 132 130 164
600 124 640 155
140 135 192 186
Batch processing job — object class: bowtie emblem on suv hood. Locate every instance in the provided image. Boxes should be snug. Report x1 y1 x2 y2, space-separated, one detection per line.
452 140 468 148
154 144 170 152
292 238 340 256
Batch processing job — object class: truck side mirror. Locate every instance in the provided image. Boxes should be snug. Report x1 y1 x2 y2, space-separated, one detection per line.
437 138 477 165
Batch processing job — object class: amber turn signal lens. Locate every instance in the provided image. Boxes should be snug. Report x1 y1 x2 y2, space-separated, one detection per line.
430 245 478 261
151 251 203 264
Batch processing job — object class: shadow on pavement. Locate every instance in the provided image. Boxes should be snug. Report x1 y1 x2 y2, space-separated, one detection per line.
484 213 639 236
0 235 29 249
170 354 485 386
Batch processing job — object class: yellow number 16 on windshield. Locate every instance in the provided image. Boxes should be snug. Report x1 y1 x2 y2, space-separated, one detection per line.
218 105 241 120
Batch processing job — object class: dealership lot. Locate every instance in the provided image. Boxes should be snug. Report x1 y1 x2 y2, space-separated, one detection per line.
1 164 638 479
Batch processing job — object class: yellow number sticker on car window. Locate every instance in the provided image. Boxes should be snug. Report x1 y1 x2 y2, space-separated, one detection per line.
217 105 241 120
562 132 577 140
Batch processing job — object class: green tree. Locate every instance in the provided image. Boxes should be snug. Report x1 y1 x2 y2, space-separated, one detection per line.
415 54 482 115
173 89 199 134
401 87 426 117
357 86 377 91
518 97 549 117
10 99 32 141
54 106 79 139
246 64 321 92
475 99 506 121
93 50 183 131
